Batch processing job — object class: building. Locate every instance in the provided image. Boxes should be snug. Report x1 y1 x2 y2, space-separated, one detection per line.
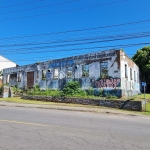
0 55 17 86
2 49 140 97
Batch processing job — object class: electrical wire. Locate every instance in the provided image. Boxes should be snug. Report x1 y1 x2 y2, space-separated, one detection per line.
0 0 79 15
1 19 150 41
1 42 150 57
0 0 44 9
0 0 128 21
0 31 150 48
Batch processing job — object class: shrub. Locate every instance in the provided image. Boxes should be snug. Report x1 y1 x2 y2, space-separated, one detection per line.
86 88 94 96
62 81 80 96
12 85 23 94
0 85 3 95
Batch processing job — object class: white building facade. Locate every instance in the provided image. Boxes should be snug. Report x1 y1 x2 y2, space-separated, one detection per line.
0 55 17 86
2 49 140 97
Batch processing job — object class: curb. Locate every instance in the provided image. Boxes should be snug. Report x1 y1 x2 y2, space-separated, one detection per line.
0 103 141 116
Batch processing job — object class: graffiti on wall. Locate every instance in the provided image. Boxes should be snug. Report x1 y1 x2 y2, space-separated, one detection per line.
91 77 121 88
76 51 116 60
50 60 74 68
103 89 122 97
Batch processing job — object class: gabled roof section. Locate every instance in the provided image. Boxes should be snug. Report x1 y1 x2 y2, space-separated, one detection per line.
0 55 17 64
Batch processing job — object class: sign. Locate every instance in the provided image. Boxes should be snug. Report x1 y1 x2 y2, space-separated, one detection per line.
142 82 146 86
142 82 147 112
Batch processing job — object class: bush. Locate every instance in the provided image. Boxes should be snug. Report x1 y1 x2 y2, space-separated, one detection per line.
62 81 80 96
86 88 94 96
26 85 60 97
12 85 23 94
0 85 3 95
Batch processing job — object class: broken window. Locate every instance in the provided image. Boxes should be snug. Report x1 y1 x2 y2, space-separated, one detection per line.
42 70 46 80
134 71 136 81
137 73 139 83
100 62 108 78
125 64 128 78
82 64 89 77
130 68 132 80
67 67 73 78
6 74 10 84
17 72 22 82
53 68 59 79
10 73 17 81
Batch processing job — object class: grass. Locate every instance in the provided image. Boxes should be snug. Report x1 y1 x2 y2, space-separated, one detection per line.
0 96 150 115
121 93 150 101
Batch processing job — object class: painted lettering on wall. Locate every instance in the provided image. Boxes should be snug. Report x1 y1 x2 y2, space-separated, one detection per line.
92 78 121 88
50 60 74 68
76 52 116 60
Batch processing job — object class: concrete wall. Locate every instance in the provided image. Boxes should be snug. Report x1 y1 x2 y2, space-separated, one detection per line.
2 49 141 97
120 50 140 96
22 95 142 111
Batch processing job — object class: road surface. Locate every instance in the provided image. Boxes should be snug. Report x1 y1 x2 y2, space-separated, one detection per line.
0 106 150 150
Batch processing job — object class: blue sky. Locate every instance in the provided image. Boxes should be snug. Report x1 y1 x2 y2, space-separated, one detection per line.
0 0 150 65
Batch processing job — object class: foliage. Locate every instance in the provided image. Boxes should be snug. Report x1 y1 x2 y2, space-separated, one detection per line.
86 88 104 97
26 85 60 97
132 46 150 83
62 81 81 96
12 85 23 94
0 85 3 95
86 88 94 96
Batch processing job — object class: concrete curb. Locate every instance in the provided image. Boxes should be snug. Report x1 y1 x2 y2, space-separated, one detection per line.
0 102 143 116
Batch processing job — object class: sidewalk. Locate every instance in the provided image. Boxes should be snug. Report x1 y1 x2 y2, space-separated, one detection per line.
0 100 142 116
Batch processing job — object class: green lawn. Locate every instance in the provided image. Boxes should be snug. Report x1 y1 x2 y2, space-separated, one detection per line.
0 96 150 115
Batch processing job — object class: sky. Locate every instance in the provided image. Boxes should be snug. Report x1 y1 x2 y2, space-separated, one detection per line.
0 0 150 66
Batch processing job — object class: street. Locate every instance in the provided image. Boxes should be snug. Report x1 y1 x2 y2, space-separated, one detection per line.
0 106 150 150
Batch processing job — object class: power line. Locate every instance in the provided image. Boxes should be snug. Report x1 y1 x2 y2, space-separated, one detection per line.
0 0 128 21
0 0 44 9
1 31 150 52
0 31 150 48
1 19 150 40
0 0 79 15
2 25 150 49
1 42 150 55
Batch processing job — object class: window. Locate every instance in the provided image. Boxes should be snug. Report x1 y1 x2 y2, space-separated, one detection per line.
6 74 10 84
42 70 46 80
134 71 136 81
17 72 22 82
10 73 17 79
130 68 132 80
54 68 59 79
67 67 73 78
36 70 39 78
125 64 128 78
82 64 89 77
137 73 139 83
100 62 108 78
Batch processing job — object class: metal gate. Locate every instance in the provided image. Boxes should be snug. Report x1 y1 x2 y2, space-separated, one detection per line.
27 72 34 88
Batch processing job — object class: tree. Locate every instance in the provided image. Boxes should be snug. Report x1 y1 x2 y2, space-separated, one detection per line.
132 46 150 83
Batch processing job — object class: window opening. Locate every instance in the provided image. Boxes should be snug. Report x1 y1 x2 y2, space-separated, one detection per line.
67 67 73 78
100 62 108 78
82 64 89 77
54 68 59 79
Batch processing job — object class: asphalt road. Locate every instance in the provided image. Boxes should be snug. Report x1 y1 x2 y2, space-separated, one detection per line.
0 106 150 150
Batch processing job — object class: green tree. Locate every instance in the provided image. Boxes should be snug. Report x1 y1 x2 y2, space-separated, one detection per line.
132 46 150 83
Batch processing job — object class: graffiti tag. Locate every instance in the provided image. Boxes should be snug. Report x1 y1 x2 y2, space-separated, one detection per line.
92 78 121 88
